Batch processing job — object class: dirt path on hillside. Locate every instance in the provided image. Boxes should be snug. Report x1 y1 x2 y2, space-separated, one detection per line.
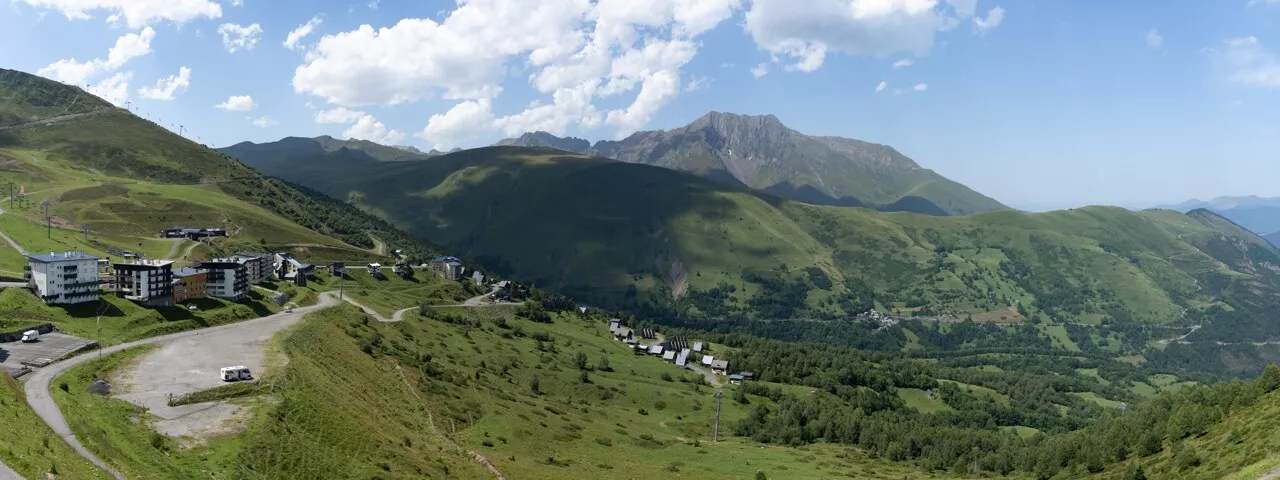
395 365 508 480
0 107 114 131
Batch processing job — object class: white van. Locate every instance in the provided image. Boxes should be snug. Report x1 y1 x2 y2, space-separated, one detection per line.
20 330 39 342
220 366 253 382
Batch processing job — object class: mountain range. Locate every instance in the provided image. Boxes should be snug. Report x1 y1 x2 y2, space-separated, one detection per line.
1158 196 1280 245
222 137 1280 353
495 112 1008 216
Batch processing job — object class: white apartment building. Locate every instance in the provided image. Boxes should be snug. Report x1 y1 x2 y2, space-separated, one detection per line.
198 258 250 301
25 251 101 304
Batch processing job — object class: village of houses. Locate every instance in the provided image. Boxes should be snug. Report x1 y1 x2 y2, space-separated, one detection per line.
606 319 752 385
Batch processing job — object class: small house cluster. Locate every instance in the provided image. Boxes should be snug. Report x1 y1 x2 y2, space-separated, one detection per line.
24 250 315 307
606 319 750 382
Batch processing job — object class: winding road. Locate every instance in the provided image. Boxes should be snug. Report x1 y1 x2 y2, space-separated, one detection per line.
20 288 510 479
24 292 345 480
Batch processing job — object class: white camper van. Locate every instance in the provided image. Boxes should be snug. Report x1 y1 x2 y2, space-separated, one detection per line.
220 366 253 382
20 330 39 342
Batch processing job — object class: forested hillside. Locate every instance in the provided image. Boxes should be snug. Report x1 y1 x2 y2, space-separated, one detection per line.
223 144 1280 377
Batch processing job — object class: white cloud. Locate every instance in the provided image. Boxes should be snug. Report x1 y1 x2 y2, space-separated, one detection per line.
744 0 997 72
685 76 712 92
892 58 913 69
1146 29 1163 49
216 95 256 111
423 100 496 149
37 27 156 85
1219 36 1280 87
137 66 191 100
751 63 769 78
973 6 1004 32
251 116 278 128
87 72 132 106
218 23 263 53
875 80 887 92
315 108 405 144
284 16 323 50
15 0 221 28
913 82 928 91
230 0 244 5
293 0 741 148
368 0 380 9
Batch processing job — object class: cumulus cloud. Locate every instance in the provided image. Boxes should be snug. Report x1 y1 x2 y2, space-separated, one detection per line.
138 66 191 101
315 107 405 144
216 95 256 111
293 0 742 149
87 72 132 106
745 0 1004 72
973 6 1004 32
875 80 887 92
37 27 156 85
751 63 769 78
251 116 278 128
1146 29 1163 49
15 0 221 28
913 82 928 91
218 23 263 53
1218 36 1280 87
892 58 913 69
284 16 323 50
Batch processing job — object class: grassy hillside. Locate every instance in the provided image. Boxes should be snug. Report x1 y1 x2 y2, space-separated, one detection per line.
50 303 990 479
0 68 441 264
0 68 112 127
226 146 1280 349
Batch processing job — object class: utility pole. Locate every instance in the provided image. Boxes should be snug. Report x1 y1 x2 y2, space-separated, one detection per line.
42 201 50 238
339 271 345 301
713 391 723 442
81 224 90 240
179 125 185 137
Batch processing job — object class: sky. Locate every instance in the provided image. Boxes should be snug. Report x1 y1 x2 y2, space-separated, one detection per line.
1 0 1279 211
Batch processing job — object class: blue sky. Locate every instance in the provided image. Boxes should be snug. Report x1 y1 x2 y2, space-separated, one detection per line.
2 0 1279 211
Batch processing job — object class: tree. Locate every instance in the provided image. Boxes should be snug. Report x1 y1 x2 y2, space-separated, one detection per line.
530 376 542 395
596 356 612 372
573 352 588 370
579 369 590 383
1125 465 1147 480
755 471 768 480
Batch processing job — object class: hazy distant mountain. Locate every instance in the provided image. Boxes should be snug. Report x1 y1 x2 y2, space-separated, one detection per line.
1158 196 1280 243
495 131 592 153
494 112 1007 216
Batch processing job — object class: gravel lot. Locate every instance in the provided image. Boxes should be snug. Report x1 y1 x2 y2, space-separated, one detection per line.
0 332 96 374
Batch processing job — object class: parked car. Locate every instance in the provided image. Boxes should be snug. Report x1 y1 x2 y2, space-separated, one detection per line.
220 366 253 382
20 330 39 342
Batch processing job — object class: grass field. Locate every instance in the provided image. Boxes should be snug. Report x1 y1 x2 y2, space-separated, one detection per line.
306 269 484 317
47 303 983 479
897 388 956 414
0 375 112 479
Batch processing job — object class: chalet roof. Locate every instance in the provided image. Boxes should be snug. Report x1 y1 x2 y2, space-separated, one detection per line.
701 355 714 365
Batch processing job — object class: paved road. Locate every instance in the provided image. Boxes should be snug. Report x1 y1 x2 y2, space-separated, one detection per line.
0 459 20 480
24 292 343 480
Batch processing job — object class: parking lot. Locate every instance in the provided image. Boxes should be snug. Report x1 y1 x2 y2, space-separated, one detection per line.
0 332 97 375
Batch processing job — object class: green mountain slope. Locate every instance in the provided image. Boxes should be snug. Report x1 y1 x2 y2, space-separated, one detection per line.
0 68 440 263
222 144 1280 348
495 112 1008 216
